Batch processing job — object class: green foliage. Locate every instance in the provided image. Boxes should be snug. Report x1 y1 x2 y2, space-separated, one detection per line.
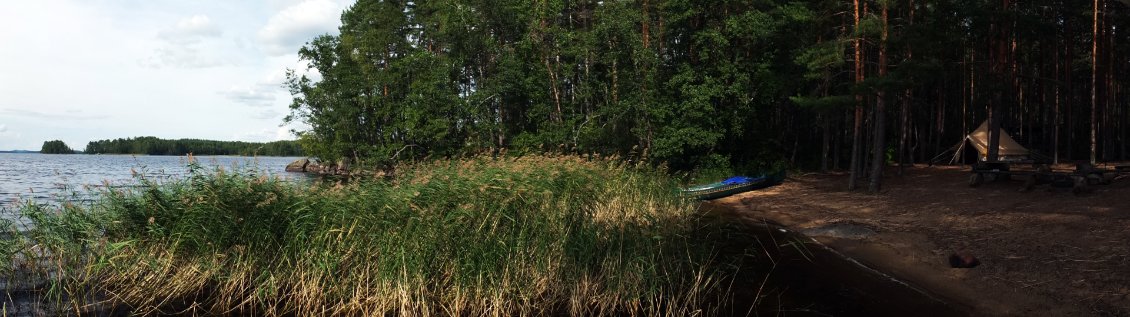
790 95 856 112
278 0 1130 171
794 40 847 80
40 140 76 154
284 0 826 170
83 137 303 156
15 156 755 315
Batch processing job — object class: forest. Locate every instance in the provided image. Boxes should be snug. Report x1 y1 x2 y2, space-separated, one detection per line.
284 0 1130 191
82 137 304 156
40 140 76 154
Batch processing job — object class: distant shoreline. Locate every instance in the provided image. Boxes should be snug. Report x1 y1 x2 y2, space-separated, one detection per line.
81 137 303 157
0 152 303 158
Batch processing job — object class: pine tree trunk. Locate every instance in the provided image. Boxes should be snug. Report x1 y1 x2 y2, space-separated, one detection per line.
835 110 844 170
822 117 832 172
898 0 914 175
963 46 971 166
1054 31 1061 165
986 0 1011 163
1109 28 1115 162
1091 0 1099 164
1065 11 1074 162
642 0 650 49
869 2 889 193
849 0 864 190
1103 2 1112 161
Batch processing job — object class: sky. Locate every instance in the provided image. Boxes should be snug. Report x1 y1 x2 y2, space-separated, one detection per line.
0 0 355 151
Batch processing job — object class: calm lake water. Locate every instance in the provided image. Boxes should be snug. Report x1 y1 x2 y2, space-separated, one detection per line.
0 153 305 211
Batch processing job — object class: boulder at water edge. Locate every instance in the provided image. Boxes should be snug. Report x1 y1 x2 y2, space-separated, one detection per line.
285 158 311 172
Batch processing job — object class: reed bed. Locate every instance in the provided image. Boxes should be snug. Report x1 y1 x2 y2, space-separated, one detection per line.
3 155 757 316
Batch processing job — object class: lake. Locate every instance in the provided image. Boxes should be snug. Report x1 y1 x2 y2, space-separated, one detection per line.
0 153 305 212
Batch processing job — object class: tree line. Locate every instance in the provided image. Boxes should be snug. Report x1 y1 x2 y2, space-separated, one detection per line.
40 140 76 154
83 137 304 157
285 0 1130 191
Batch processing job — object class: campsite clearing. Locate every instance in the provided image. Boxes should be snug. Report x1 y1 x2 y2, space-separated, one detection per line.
714 165 1130 316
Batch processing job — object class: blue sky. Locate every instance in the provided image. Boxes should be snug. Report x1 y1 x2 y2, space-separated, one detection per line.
0 0 354 151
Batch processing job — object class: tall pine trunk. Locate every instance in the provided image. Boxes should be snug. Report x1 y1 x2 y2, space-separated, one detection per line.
849 0 864 190
898 0 914 175
822 114 832 172
1065 10 1074 162
1091 0 1100 164
869 2 889 192
986 0 1012 163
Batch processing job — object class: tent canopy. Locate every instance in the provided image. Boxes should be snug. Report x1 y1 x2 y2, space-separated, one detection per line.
951 121 1029 163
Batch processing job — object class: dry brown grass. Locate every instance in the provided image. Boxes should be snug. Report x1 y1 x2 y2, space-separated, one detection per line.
4 155 753 316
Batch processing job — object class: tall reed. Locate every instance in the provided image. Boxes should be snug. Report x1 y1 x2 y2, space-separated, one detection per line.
6 155 757 316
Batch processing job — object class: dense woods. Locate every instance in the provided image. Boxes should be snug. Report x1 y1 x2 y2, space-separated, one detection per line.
40 140 76 154
286 0 1130 190
83 137 303 156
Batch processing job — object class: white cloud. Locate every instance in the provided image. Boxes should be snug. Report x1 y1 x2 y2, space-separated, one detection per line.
233 126 296 142
221 86 277 107
276 126 294 140
158 15 221 43
233 129 273 142
262 67 293 87
143 46 230 68
253 110 284 120
258 0 346 56
0 109 109 121
260 57 321 88
146 14 231 68
0 124 7 133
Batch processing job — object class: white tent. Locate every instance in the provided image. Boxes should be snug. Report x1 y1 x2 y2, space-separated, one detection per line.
952 121 1030 163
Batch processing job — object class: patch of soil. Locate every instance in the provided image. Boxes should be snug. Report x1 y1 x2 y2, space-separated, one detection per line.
714 165 1130 316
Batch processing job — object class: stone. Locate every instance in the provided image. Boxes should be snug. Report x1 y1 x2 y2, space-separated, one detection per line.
285 158 311 172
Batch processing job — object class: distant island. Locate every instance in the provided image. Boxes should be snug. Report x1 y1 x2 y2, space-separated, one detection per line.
82 137 303 157
0 150 38 154
41 140 77 154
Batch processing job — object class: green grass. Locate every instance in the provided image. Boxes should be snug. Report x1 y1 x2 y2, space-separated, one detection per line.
4 155 758 316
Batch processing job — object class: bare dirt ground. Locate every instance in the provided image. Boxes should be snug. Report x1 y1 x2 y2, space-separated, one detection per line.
712 165 1130 316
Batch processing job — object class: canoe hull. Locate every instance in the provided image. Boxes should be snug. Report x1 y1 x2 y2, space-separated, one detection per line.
683 171 785 200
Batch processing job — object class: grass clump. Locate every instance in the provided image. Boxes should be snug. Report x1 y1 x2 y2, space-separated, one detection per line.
11 155 757 316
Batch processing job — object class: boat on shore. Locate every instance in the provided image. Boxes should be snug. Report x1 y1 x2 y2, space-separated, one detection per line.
682 171 785 200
